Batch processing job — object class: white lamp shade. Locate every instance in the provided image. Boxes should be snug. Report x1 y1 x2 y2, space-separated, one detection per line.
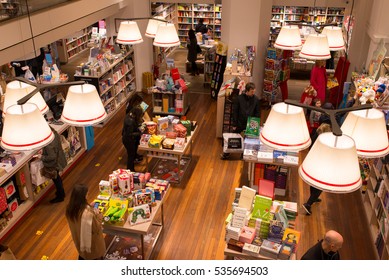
145 16 165 38
153 23 180 47
1 103 54 151
341 109 389 158
61 84 107 126
274 25 302 50
299 132 362 193
299 34 331 60
116 21 144 45
321 26 345 51
260 102 311 151
3 81 48 115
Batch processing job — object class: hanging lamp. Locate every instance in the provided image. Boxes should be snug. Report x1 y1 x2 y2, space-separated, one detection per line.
274 25 302 50
153 23 180 47
299 34 331 60
321 26 345 51
145 16 165 38
116 21 144 45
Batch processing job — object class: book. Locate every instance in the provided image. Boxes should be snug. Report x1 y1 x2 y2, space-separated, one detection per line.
233 188 242 204
239 226 256 244
238 186 256 210
251 195 273 220
282 228 301 245
258 179 275 200
278 242 295 260
260 239 282 258
227 238 245 253
245 116 260 138
128 204 151 225
273 205 289 228
267 220 284 243
173 137 185 150
242 243 261 256
232 207 248 228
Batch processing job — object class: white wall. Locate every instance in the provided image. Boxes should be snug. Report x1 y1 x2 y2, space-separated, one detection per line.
0 0 129 65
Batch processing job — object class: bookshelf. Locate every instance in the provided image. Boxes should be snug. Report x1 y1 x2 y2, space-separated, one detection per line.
57 27 92 63
151 89 189 116
74 46 136 126
269 5 345 73
176 3 222 47
151 2 178 61
361 157 389 259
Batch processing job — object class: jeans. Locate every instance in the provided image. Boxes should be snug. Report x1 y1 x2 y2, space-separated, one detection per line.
52 172 65 199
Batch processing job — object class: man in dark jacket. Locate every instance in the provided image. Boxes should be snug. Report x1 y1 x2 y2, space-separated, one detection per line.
220 82 260 160
122 106 143 171
195 18 208 35
42 127 68 203
301 230 343 260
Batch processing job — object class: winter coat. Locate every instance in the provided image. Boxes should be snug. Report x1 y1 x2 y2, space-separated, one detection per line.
41 128 67 171
122 114 141 147
187 37 198 63
232 92 261 132
310 65 327 103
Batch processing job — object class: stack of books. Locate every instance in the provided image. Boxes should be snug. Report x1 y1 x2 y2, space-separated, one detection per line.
243 138 261 160
260 239 282 259
278 228 301 260
251 195 273 220
232 207 249 228
239 226 256 244
243 243 261 257
225 222 242 242
267 220 284 243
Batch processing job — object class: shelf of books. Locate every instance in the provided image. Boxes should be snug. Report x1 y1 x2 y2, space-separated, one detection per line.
57 27 92 63
225 186 298 260
74 45 136 127
360 157 389 259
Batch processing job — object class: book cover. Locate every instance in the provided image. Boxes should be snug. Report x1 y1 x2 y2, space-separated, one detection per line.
273 205 289 228
128 204 151 225
251 195 273 220
139 134 151 146
233 188 242 204
261 239 282 254
282 228 301 245
245 117 260 138
258 179 275 200
238 186 256 210
174 137 185 150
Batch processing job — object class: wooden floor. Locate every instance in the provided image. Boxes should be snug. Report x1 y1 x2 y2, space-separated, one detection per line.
1 86 378 260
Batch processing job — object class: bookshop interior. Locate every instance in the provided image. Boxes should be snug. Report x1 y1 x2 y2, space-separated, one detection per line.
1 0 389 261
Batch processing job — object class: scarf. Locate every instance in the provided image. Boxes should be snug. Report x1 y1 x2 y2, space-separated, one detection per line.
80 207 93 253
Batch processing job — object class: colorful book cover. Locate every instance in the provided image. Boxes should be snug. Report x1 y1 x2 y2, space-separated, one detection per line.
139 134 151 146
245 117 260 138
282 228 301 245
251 195 272 220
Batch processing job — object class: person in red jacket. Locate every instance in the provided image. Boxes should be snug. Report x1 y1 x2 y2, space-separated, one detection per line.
310 60 327 103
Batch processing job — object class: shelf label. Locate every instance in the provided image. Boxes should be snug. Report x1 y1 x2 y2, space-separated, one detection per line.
257 151 273 160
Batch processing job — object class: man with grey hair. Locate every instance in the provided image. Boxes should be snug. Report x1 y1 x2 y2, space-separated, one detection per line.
301 230 343 260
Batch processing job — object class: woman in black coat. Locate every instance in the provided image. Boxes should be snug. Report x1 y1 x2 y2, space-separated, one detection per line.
122 106 143 171
187 29 199 76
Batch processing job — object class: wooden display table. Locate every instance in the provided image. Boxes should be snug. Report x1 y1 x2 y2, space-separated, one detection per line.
224 247 296 260
138 127 198 184
103 190 169 260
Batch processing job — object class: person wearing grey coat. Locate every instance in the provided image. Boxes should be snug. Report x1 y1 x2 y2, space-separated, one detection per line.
41 126 67 203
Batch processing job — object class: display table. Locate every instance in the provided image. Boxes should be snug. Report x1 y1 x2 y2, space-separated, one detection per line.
224 247 296 260
103 192 168 260
244 151 300 196
138 128 198 184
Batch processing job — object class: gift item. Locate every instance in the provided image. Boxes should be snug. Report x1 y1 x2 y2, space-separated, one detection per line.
109 174 120 195
174 137 185 150
223 133 244 154
0 188 7 214
140 134 151 146
166 131 178 139
145 121 157 135
170 68 180 81
173 123 187 138
148 134 164 148
7 198 19 213
162 138 175 150
245 117 260 138
227 238 245 253
180 120 191 136
157 117 169 134
176 78 188 92
3 180 16 199
128 204 151 225
118 173 134 195
133 188 155 206
98 180 111 200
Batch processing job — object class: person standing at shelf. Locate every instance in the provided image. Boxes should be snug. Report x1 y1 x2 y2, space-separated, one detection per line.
122 105 144 171
301 230 343 260
66 184 106 260
187 29 200 76
41 126 67 203
220 82 260 160
310 60 327 103
195 18 208 35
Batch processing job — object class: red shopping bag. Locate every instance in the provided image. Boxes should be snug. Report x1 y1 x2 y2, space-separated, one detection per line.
176 78 188 92
170 68 180 81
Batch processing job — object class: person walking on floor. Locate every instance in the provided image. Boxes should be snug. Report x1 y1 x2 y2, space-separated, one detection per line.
220 82 260 160
41 126 67 203
301 230 343 260
122 105 144 171
310 60 327 103
66 184 106 260
187 29 200 76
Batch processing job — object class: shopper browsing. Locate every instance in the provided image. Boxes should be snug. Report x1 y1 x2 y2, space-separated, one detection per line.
122 105 144 171
187 29 200 76
41 126 67 203
301 230 343 260
220 82 260 160
310 60 327 103
66 184 106 260
195 18 208 34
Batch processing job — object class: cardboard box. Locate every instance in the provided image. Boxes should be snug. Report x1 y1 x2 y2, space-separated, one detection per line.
3 180 16 199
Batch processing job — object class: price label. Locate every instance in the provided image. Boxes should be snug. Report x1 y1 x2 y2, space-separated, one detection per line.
284 155 299 165
257 151 273 160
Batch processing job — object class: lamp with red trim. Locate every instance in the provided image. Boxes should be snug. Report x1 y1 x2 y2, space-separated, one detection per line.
274 25 302 50
260 102 311 151
0 103 54 151
61 84 107 126
3 80 48 116
299 132 361 193
341 108 389 158
115 17 179 47
321 26 345 51
299 34 331 60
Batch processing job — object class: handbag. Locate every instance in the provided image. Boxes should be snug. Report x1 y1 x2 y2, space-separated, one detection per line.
41 166 58 179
